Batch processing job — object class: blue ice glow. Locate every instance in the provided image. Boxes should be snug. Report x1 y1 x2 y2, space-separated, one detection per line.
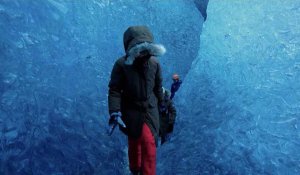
0 1 202 174
159 0 300 174
1 0 300 174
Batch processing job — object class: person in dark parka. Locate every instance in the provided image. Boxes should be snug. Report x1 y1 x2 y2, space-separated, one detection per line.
108 26 166 175
170 73 182 99
159 87 177 145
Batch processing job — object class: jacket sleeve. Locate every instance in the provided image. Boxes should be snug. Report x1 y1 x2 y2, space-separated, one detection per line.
108 60 123 114
154 62 164 105
168 100 177 124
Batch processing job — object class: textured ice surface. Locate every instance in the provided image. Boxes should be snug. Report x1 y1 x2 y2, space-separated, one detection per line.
0 0 203 174
158 0 300 174
2 0 299 174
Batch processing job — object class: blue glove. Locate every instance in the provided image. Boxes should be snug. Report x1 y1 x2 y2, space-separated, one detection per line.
108 112 124 136
109 112 122 126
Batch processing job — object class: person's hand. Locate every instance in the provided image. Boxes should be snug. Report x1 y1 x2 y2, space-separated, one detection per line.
107 112 122 136
109 111 122 126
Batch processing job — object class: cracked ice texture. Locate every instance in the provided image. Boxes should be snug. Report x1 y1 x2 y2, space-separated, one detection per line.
0 0 203 174
162 0 300 174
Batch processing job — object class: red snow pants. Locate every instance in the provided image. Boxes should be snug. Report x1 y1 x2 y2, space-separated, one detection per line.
128 123 156 175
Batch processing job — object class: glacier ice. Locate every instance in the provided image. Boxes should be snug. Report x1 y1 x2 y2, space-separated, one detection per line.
158 0 300 175
1 0 299 174
194 0 209 21
0 0 203 174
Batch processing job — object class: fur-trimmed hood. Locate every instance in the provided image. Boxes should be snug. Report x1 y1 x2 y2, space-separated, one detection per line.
123 26 166 65
125 42 166 65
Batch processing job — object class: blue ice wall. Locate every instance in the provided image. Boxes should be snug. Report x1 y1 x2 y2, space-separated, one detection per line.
3 0 299 175
0 0 203 174
158 0 300 174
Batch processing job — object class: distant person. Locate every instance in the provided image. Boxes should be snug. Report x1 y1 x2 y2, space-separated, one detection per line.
170 73 182 99
159 87 177 145
108 26 166 175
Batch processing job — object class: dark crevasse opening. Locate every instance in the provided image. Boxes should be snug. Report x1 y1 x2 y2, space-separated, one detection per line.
0 0 205 174
194 0 209 21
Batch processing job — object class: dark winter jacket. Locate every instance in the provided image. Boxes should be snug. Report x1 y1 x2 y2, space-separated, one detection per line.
108 26 165 141
170 80 182 99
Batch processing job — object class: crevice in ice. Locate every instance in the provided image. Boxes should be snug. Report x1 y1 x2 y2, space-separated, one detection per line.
194 0 209 21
